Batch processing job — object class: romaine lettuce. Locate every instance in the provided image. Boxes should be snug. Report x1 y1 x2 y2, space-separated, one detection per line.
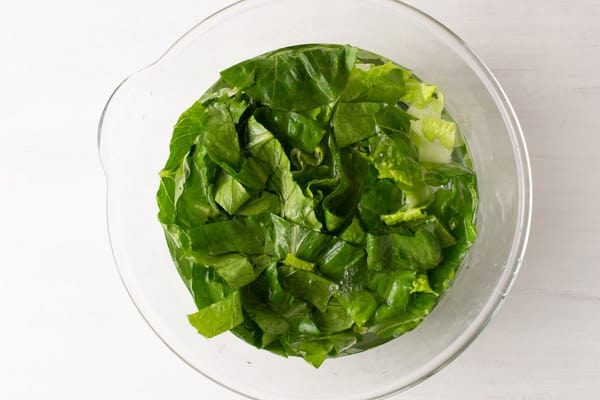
157 44 478 367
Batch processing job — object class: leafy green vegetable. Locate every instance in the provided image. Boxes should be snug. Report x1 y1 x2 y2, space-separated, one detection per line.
221 44 357 111
246 117 322 230
314 299 355 334
331 102 413 148
157 44 478 367
335 290 378 326
278 265 338 313
188 291 244 338
190 265 230 309
365 229 442 271
188 218 266 257
341 62 406 103
282 253 316 272
254 107 327 153
214 173 251 215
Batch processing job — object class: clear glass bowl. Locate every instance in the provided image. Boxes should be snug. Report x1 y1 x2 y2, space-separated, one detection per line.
98 0 532 399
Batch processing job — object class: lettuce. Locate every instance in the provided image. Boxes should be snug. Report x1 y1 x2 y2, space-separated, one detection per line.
157 44 478 367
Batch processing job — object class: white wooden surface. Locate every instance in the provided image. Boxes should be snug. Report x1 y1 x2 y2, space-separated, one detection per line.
0 1 598 398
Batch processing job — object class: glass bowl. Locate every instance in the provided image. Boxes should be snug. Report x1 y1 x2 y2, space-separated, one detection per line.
98 0 532 399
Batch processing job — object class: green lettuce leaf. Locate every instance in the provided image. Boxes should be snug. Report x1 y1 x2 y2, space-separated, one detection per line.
162 101 208 171
341 62 406 103
278 265 338 313
247 117 322 229
366 228 442 271
236 192 281 216
203 102 242 170
332 102 413 148
190 265 231 309
188 291 244 338
313 299 355 335
221 44 357 111
157 43 478 368
368 132 422 189
188 217 266 257
358 178 405 232
214 172 251 215
335 290 378 326
322 145 369 233
254 107 327 153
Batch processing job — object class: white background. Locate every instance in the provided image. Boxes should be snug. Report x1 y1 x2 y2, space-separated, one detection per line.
1 0 599 398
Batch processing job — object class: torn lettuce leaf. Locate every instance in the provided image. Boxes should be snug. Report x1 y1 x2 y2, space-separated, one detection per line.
220 44 357 111
188 291 244 338
157 44 478 368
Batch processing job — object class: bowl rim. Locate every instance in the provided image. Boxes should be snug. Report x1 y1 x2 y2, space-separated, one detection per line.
98 0 532 398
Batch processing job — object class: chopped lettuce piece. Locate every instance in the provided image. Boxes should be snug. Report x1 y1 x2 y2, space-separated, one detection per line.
283 253 316 271
214 173 250 215
188 291 244 338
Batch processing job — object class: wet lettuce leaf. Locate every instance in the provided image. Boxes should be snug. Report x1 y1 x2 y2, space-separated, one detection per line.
341 62 406 103
254 107 327 153
365 228 442 271
221 44 357 111
278 265 338 313
332 102 413 148
188 291 244 338
246 117 322 230
157 44 478 368
214 172 251 215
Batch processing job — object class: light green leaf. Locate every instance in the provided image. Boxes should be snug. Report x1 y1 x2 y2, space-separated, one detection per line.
188 291 244 338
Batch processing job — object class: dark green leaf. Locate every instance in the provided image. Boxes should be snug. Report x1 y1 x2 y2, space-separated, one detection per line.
366 229 441 271
313 299 355 335
236 192 281 216
231 314 263 347
162 223 193 286
162 101 208 171
332 102 380 147
239 291 291 348
335 290 378 326
188 218 266 257
167 148 220 227
254 107 327 153
317 240 365 281
368 312 422 338
221 44 357 111
203 102 241 170
246 118 322 229
332 102 413 148
358 178 405 231
368 270 416 310
232 157 272 192
322 146 369 233
191 265 231 309
278 265 338 313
